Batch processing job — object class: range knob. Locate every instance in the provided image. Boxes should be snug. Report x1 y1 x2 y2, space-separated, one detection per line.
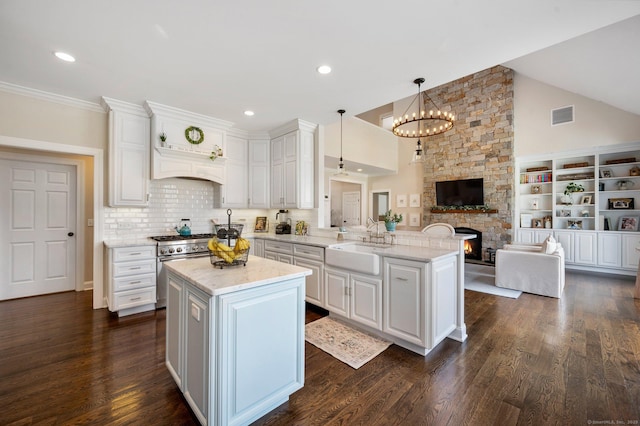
160 248 167 255
169 248 175 254
193 245 199 251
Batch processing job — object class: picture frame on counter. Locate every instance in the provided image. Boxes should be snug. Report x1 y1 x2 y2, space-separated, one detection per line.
608 197 634 209
254 216 268 232
619 216 639 231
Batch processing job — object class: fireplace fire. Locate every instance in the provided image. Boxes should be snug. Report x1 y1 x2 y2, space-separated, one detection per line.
454 227 482 261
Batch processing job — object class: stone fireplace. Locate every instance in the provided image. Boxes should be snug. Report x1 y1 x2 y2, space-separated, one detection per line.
455 227 482 261
421 65 514 254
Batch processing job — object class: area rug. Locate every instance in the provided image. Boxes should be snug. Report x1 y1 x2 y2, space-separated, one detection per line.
305 317 391 369
465 263 522 299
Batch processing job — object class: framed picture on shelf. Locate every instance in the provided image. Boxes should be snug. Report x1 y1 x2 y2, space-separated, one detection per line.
254 216 268 232
561 208 572 217
531 185 541 194
608 197 634 209
520 213 533 228
580 195 592 204
567 220 583 230
619 216 639 231
599 168 613 178
532 218 543 228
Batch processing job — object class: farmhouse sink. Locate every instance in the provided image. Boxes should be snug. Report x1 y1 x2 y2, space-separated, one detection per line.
325 244 381 275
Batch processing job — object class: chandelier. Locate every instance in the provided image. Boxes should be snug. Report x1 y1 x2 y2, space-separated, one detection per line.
392 77 454 139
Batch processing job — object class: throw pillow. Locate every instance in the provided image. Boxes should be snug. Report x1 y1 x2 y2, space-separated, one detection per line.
540 235 557 254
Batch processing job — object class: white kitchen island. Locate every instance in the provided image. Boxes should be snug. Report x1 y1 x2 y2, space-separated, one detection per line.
163 255 312 426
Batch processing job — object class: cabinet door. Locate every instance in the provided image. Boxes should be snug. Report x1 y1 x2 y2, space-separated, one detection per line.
622 234 640 269
283 132 298 208
166 275 184 389
221 135 248 208
383 259 425 346
350 274 382 330
264 251 278 262
516 229 535 244
294 257 324 307
277 254 294 264
270 136 284 208
574 232 597 265
324 268 349 317
253 239 265 258
109 109 150 207
598 233 622 268
184 290 209 424
248 139 270 208
554 231 574 263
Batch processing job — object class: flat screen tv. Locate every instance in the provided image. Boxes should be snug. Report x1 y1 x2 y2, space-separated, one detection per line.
436 178 484 206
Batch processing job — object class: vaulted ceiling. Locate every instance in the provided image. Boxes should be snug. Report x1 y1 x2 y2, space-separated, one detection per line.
0 1 638 132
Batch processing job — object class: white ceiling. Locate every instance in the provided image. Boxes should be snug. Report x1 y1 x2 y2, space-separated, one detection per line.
0 1 639 133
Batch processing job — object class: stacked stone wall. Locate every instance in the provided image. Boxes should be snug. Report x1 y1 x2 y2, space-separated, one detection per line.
422 65 514 257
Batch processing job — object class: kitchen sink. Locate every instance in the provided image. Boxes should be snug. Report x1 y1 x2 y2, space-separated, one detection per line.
325 244 381 275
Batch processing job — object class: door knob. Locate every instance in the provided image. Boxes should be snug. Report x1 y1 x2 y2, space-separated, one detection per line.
68 232 74 237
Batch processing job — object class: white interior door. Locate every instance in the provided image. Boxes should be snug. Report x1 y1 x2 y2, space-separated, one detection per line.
0 159 76 300
342 191 361 226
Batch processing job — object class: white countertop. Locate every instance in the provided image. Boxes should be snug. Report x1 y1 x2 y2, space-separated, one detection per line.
163 255 312 296
103 237 156 248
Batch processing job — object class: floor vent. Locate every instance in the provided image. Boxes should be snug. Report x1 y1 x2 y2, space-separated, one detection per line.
551 105 574 126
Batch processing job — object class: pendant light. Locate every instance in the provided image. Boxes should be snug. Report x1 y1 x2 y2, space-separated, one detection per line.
335 109 349 176
410 139 425 164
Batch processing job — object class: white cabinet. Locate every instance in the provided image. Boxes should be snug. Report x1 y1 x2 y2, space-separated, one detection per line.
101 97 150 207
382 256 457 354
324 266 383 330
554 231 575 263
248 138 270 208
264 240 293 264
292 244 325 307
574 232 597 265
598 233 622 268
269 120 316 209
105 245 157 316
622 234 640 269
253 238 265 258
517 228 551 244
184 288 209 423
166 274 184 389
218 134 248 208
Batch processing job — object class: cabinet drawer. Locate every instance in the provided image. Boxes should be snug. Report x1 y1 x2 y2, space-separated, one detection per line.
113 246 156 261
113 272 156 292
113 287 157 310
264 240 293 254
113 258 156 277
293 244 324 261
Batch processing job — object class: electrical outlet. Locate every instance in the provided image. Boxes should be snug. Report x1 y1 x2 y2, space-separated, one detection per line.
87 219 94 227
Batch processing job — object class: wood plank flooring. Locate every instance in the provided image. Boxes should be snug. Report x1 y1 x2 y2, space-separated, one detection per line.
1 270 639 425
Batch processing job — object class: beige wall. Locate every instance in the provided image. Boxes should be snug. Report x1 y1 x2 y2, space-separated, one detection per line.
0 90 105 284
513 74 640 157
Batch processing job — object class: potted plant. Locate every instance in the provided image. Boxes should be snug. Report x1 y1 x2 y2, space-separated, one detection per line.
562 182 584 204
384 209 403 231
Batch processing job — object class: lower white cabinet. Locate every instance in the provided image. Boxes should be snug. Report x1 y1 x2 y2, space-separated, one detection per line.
622 234 640 269
105 244 157 316
252 238 265 258
294 257 324 307
382 256 457 355
325 266 382 330
166 270 305 426
574 232 597 265
598 233 621 268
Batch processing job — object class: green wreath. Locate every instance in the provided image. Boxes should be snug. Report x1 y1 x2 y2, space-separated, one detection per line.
185 126 204 145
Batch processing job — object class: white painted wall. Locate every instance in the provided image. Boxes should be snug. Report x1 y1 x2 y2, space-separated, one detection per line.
513 74 640 157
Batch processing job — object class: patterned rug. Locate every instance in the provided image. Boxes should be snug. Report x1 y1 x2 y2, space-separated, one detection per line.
305 316 391 369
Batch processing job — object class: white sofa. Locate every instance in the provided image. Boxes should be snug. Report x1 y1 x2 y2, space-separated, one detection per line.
495 243 565 298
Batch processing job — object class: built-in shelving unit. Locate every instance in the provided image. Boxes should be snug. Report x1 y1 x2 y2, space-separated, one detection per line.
515 143 640 275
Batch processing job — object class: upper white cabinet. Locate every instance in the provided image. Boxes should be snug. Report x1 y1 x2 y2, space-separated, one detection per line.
248 138 270 208
101 97 150 207
217 134 248 208
270 120 316 209
144 101 232 183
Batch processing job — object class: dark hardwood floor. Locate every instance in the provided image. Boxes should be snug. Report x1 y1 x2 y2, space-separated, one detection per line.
1 271 639 425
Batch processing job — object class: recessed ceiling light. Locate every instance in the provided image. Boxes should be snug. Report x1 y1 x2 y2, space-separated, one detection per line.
54 51 75 62
317 65 331 74
244 110 255 116
357 168 363 172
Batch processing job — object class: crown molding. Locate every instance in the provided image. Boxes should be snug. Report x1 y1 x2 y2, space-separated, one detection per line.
0 81 104 113
144 100 235 130
100 96 149 117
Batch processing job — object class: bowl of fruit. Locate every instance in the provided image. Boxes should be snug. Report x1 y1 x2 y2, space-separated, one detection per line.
208 237 251 268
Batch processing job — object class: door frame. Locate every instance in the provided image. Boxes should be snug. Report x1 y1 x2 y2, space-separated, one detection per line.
0 135 104 309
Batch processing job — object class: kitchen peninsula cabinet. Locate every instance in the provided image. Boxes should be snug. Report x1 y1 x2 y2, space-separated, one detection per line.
101 97 150 207
269 120 316 209
325 267 382 330
164 257 310 426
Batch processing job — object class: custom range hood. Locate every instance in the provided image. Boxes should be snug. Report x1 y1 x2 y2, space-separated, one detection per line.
144 101 234 184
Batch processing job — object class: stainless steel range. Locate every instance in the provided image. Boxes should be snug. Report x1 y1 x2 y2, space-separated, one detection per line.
152 233 218 308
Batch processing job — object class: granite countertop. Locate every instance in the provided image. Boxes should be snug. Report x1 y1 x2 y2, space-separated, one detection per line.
163 255 312 296
250 234 339 248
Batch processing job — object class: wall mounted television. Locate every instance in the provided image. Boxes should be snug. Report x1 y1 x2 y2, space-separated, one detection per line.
436 178 484 206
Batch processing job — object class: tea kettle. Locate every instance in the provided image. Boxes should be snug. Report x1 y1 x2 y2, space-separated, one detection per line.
175 219 192 236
